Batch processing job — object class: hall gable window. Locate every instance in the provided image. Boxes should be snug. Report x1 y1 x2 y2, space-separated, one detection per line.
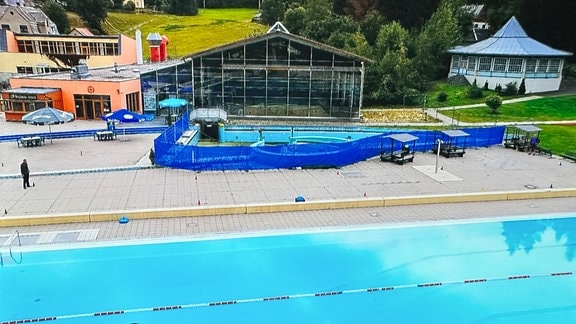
508 58 523 72
493 58 506 71
478 57 492 71
19 25 28 33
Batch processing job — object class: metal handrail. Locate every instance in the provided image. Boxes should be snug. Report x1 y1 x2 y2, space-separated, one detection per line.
9 230 22 264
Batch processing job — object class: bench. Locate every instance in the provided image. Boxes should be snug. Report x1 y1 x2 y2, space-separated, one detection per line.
94 131 117 141
433 144 465 158
17 136 44 147
380 150 414 165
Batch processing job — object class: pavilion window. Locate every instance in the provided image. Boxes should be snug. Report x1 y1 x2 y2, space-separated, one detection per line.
478 57 492 71
548 59 560 73
467 57 476 71
525 58 537 72
508 58 523 72
451 56 460 69
493 58 506 72
536 59 549 72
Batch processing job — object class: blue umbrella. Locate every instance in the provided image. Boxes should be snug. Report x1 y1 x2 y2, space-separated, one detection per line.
22 107 75 143
101 109 144 140
158 98 187 109
101 108 144 123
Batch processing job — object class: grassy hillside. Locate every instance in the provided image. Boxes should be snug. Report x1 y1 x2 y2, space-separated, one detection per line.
103 9 267 59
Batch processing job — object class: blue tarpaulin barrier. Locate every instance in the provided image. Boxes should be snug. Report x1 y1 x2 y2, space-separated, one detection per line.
154 113 505 171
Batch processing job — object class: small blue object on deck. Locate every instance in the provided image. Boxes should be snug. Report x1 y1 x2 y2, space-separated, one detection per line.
119 216 129 224
295 195 305 202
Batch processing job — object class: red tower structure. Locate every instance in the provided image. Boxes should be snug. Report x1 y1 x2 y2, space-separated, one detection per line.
160 35 169 61
146 33 162 62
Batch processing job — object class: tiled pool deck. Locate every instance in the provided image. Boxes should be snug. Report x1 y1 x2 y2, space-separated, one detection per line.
1 118 575 245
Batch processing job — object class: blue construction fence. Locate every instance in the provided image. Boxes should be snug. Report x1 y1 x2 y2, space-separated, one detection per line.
154 112 505 171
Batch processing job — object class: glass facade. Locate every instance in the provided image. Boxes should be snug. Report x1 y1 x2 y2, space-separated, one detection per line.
140 33 366 119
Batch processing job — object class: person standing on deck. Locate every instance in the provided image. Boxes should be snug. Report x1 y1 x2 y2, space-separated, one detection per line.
20 159 31 189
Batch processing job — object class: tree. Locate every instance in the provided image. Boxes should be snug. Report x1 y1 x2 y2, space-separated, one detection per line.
518 78 526 95
74 0 108 34
359 10 386 46
260 0 286 25
167 0 198 16
283 6 306 34
485 94 502 113
414 0 464 81
41 0 70 34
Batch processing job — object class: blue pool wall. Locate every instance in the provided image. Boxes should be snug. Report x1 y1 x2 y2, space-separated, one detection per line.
154 112 505 171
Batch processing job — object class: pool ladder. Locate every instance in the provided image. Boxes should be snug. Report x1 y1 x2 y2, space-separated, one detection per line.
0 230 23 267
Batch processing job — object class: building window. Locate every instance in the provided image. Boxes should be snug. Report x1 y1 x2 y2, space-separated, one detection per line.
19 25 28 33
125 92 141 112
526 58 537 72
548 59 560 73
493 58 506 72
478 57 492 71
1 24 9 30
16 66 34 74
467 57 476 71
17 40 35 53
536 59 549 72
451 56 460 69
508 58 523 73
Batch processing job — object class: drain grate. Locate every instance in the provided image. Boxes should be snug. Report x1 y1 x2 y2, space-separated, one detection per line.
340 171 364 178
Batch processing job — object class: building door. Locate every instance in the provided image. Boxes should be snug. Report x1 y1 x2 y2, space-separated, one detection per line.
74 94 111 120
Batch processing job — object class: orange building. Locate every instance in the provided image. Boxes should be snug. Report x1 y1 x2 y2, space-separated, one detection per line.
1 60 181 121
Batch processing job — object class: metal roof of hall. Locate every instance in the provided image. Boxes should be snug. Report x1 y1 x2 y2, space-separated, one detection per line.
181 22 372 63
448 16 573 57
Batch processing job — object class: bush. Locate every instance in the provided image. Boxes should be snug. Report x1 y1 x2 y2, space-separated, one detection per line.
485 94 503 113
503 81 518 96
437 91 448 102
467 85 483 99
495 84 502 93
518 79 526 95
483 80 488 90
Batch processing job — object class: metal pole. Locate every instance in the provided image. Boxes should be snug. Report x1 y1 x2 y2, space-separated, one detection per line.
435 139 442 173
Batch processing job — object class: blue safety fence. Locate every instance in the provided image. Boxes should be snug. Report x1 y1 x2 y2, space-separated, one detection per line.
154 114 505 171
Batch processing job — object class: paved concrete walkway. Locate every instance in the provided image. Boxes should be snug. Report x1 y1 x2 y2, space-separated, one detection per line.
1 107 575 244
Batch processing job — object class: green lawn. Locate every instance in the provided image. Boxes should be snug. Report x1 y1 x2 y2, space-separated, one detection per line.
105 9 267 59
424 82 523 108
455 95 576 122
538 124 576 154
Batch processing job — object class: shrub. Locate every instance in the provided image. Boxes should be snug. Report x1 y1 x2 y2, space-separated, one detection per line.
503 81 518 96
518 78 526 95
495 84 502 93
485 94 503 113
437 91 448 102
467 85 483 99
483 80 488 90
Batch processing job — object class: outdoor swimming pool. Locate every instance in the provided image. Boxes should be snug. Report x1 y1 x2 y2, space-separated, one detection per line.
2 214 576 323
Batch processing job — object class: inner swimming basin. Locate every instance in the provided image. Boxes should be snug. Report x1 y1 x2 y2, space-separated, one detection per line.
2 214 576 323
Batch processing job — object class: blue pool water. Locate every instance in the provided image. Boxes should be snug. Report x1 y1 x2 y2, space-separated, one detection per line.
2 214 576 323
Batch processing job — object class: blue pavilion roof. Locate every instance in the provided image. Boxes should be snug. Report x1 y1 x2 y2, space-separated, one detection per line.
448 16 572 57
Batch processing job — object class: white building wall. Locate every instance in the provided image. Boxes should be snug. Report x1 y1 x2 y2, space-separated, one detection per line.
461 74 562 94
